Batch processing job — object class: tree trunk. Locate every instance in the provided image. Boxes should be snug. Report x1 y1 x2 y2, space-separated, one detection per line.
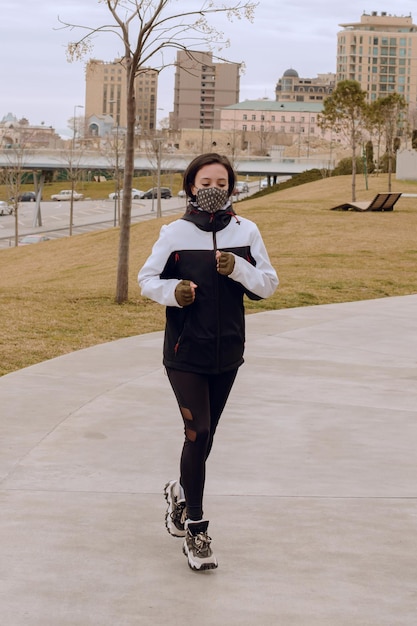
351 130 357 202
115 67 135 304
387 150 393 192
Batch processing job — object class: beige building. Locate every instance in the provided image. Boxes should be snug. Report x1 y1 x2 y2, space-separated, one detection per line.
275 69 335 102
337 11 417 106
0 113 62 149
165 101 340 158
170 51 240 131
218 100 334 153
84 59 158 136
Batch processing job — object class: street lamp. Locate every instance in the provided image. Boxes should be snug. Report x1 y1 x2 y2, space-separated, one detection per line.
109 100 121 226
70 104 84 236
72 105 84 150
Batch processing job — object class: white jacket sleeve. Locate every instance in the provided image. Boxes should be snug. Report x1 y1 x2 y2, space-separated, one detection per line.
138 224 182 307
228 224 279 299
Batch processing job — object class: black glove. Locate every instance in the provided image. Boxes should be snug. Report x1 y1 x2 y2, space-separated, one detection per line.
217 251 235 276
175 280 196 306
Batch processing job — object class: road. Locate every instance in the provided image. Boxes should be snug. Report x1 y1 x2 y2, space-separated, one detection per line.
0 185 258 249
0 197 187 249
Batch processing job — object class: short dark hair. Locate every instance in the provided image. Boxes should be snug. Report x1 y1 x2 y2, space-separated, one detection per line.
183 153 236 200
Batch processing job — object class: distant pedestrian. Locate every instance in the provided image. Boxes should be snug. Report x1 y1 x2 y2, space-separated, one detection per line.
138 153 278 571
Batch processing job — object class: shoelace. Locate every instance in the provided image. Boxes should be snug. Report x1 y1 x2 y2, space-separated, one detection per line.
192 532 212 555
171 500 186 526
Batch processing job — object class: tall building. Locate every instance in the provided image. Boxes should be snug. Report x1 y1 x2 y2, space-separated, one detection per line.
337 11 417 105
171 50 240 131
84 59 158 136
275 69 335 102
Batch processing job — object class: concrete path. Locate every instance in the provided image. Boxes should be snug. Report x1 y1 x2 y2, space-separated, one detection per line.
1 295 416 626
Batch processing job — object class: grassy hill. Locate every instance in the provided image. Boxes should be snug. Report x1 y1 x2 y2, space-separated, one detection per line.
1 173 417 376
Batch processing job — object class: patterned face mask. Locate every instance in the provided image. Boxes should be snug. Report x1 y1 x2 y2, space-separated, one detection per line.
195 187 229 213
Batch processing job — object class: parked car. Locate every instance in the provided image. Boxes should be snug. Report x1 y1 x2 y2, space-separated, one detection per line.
108 188 144 200
0 201 13 216
51 189 84 201
19 234 50 245
177 189 187 198
235 181 249 194
19 191 37 202
260 178 269 189
142 187 172 199
10 191 38 203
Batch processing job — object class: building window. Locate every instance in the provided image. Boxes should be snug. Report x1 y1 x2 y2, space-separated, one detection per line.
251 125 256 131
243 114 247 120
242 125 247 131
251 115 256 121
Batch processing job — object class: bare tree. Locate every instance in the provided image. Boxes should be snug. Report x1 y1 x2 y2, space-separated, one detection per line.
101 127 126 226
371 94 407 192
3 135 38 247
61 0 257 303
318 80 368 202
57 143 86 237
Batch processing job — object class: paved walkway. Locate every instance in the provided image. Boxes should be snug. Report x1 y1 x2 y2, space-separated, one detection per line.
1 295 416 626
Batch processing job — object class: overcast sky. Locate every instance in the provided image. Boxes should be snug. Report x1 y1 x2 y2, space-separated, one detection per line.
1 0 415 137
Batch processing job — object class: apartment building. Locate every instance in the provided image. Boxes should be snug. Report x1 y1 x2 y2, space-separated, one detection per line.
220 101 330 138
170 50 240 131
337 11 417 105
217 100 334 155
84 59 158 137
275 69 335 102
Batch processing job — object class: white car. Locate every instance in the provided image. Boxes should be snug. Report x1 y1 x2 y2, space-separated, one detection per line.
51 189 84 201
0 200 13 215
108 188 144 200
235 181 249 194
19 234 50 245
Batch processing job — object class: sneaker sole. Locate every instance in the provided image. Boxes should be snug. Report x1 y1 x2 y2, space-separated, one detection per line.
182 542 218 571
164 481 186 538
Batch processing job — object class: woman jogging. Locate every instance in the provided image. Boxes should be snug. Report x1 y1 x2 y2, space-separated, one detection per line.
138 153 278 571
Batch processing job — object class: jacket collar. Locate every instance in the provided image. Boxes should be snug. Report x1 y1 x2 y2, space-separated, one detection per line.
181 202 238 232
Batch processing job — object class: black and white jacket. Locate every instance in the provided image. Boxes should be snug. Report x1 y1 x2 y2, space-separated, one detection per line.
138 204 278 374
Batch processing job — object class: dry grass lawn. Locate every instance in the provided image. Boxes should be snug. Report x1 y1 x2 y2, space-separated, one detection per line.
1 173 417 376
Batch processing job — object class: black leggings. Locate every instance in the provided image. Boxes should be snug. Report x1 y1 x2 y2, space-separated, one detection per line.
166 367 238 521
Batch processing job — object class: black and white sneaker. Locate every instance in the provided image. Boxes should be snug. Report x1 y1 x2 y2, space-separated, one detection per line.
164 480 186 537
183 520 218 571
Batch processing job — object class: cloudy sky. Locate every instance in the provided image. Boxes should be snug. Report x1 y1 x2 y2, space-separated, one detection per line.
1 0 415 137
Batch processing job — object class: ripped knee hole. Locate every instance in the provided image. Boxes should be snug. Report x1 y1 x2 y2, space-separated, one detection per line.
185 427 197 442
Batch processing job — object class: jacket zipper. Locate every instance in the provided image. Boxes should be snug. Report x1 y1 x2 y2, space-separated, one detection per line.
213 231 221 371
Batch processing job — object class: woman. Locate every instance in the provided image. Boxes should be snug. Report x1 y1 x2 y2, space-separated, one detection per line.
138 153 278 571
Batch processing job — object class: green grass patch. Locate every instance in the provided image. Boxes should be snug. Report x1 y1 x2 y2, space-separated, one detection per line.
1 173 417 375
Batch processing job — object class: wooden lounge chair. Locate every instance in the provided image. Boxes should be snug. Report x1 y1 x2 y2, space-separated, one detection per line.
330 192 402 212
